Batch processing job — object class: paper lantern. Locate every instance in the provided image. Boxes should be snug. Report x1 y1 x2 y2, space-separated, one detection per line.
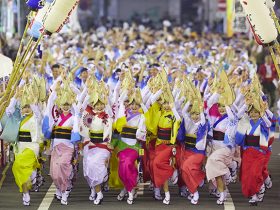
28 0 53 41
44 0 80 35
240 0 278 45
265 0 275 9
0 54 13 78
26 0 45 11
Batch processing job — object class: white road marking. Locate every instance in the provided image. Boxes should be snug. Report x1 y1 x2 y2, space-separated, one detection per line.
37 183 56 210
224 191 235 210
137 183 147 195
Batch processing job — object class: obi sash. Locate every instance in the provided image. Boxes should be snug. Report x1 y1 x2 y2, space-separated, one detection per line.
18 131 32 142
53 126 72 140
89 130 103 144
245 135 260 147
184 134 196 149
157 127 172 144
213 130 225 141
121 126 137 139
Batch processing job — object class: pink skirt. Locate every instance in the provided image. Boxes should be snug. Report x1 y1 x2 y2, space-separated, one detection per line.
50 143 74 192
206 147 232 181
118 148 138 192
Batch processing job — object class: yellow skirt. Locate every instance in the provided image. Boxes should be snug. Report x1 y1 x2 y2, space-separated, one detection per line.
108 149 124 189
12 148 40 192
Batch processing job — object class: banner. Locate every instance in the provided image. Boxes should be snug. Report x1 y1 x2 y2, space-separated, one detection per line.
226 0 235 37
233 1 250 33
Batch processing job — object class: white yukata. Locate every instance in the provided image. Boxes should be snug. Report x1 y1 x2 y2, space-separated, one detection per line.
80 107 113 188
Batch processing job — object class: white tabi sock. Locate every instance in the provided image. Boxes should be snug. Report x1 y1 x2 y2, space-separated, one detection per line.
193 191 199 200
164 191 170 200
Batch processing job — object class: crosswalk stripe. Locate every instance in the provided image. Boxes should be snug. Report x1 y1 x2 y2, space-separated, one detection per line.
37 183 56 210
224 191 235 210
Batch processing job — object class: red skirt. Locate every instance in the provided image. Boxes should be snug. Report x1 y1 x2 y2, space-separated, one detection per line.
175 145 185 187
153 144 174 188
241 148 266 197
147 139 156 183
262 150 271 180
180 150 205 193
141 141 152 182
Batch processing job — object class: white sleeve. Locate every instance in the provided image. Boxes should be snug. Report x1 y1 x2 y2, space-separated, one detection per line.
200 112 206 126
172 107 181 121
81 95 89 111
262 114 272 127
265 109 274 119
45 91 57 116
231 103 239 115
112 81 121 104
225 106 235 121
30 104 42 122
105 104 114 118
237 104 248 119
49 77 62 92
141 85 150 98
142 90 152 104
140 103 148 113
207 93 220 108
234 92 244 107
116 101 126 119
182 101 190 117
103 118 113 142
77 86 88 102
6 97 18 116
150 89 163 104
136 115 146 141
72 115 80 133
70 82 81 96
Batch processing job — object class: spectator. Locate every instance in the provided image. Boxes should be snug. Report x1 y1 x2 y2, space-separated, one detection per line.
258 55 278 108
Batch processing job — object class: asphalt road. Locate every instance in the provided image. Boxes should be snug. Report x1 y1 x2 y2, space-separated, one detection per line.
0 140 280 210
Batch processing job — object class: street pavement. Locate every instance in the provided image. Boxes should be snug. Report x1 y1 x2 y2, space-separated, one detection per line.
0 140 280 210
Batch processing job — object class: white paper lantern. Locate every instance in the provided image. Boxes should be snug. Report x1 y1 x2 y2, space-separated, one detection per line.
0 54 13 78
44 0 80 35
35 0 53 24
265 0 275 9
240 0 278 45
28 0 53 40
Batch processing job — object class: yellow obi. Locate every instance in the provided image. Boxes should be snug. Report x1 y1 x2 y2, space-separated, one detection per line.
121 126 137 139
184 134 197 149
156 111 180 146
53 126 72 140
89 130 104 143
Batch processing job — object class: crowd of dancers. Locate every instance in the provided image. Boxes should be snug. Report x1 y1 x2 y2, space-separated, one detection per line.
0 25 277 207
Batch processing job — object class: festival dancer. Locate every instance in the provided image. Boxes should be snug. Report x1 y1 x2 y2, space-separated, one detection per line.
42 78 80 205
145 70 181 205
235 78 273 206
114 86 147 204
177 81 209 205
79 79 113 205
205 70 240 205
2 81 43 206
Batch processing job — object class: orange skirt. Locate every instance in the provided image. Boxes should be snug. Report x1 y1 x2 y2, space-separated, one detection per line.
153 144 174 188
